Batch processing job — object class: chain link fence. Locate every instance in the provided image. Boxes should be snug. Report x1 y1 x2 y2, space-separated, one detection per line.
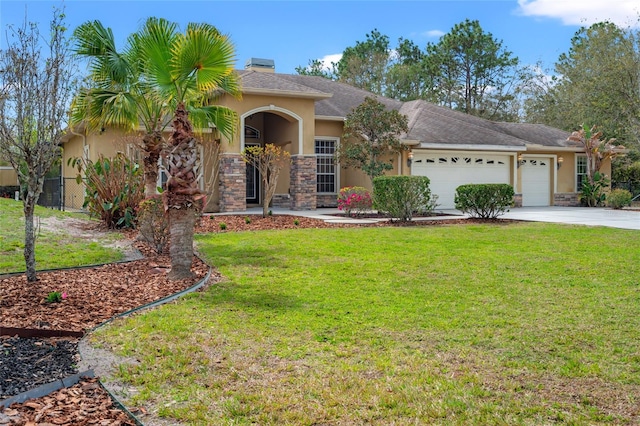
62 177 87 212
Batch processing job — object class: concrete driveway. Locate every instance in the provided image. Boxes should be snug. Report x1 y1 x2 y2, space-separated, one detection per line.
246 206 639 230
493 207 640 230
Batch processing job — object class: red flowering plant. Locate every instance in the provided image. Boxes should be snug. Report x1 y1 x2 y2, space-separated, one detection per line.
337 186 373 217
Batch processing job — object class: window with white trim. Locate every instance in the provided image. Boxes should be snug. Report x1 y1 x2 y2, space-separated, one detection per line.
315 139 337 193
576 155 587 191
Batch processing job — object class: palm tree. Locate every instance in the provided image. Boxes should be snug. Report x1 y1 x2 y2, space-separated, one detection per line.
135 18 239 279
72 18 240 279
71 20 166 197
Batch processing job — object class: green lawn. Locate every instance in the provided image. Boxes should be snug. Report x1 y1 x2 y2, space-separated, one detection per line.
95 223 640 425
0 197 124 273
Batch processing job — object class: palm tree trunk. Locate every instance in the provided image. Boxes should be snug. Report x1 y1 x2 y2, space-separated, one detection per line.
138 130 164 244
164 102 202 280
167 206 197 280
142 130 163 197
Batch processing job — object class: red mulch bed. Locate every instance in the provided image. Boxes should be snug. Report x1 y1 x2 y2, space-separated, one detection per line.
0 242 210 333
1 377 137 425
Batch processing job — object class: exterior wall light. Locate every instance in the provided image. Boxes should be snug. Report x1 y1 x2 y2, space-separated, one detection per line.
407 150 414 168
557 156 564 169
517 153 523 168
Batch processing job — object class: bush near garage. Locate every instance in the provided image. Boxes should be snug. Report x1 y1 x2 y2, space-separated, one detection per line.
372 176 432 222
454 183 514 219
606 188 633 209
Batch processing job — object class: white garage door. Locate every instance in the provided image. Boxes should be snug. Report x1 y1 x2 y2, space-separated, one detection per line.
521 158 550 206
412 153 511 209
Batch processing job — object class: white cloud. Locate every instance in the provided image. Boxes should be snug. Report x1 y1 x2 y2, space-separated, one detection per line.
517 0 640 27
319 53 342 70
423 30 445 38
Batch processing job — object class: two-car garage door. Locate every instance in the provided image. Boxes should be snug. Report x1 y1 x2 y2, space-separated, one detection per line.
411 152 552 209
411 152 511 209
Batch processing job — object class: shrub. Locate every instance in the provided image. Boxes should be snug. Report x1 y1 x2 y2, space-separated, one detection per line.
0 186 19 199
245 216 251 224
337 186 373 217
454 184 514 219
219 222 227 230
372 176 432 222
580 171 609 207
606 188 633 209
69 153 144 228
137 196 169 253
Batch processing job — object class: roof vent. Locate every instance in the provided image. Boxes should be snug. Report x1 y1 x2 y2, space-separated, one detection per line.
245 58 275 73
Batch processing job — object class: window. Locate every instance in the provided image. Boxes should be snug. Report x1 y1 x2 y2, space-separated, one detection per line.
576 155 587 191
245 125 260 139
315 139 336 193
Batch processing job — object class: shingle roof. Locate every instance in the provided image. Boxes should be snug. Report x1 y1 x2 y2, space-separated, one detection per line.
400 100 527 147
235 70 572 149
492 122 571 148
237 70 331 99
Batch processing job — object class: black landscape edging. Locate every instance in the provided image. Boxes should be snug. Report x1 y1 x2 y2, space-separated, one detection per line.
2 257 213 426
0 326 84 338
0 370 95 409
97 380 145 426
0 255 143 280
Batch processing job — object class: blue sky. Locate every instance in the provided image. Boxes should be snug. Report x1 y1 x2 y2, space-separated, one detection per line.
1 0 639 75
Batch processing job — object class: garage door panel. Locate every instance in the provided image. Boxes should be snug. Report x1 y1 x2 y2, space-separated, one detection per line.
412 153 511 209
521 158 550 206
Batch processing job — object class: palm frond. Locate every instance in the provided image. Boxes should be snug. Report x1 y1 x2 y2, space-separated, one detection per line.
74 20 132 85
135 17 178 95
172 23 236 96
189 105 238 142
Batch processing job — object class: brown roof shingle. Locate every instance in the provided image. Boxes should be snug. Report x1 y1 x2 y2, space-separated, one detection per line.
235 70 572 149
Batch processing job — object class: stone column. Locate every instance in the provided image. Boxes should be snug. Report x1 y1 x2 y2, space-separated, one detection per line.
218 154 246 212
290 155 317 210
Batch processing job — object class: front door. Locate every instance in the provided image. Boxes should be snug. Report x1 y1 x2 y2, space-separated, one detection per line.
245 143 260 205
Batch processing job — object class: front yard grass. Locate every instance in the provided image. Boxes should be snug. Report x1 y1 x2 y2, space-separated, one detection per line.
0 197 124 273
95 222 640 425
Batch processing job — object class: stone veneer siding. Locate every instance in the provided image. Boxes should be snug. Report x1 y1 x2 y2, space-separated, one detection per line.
317 194 338 208
554 192 580 207
513 193 523 208
272 194 292 208
219 154 246 212
290 156 317 210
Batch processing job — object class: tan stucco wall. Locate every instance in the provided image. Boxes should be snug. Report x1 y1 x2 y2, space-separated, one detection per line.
339 151 402 191
220 94 317 155
0 168 18 186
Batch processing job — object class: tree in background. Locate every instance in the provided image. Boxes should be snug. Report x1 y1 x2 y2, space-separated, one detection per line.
297 22 525 121
337 97 409 183
525 22 640 151
334 29 391 94
0 9 76 282
385 38 431 101
424 19 521 120
294 59 335 79
241 144 291 218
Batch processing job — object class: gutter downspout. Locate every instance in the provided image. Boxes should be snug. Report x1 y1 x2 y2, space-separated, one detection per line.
66 126 87 211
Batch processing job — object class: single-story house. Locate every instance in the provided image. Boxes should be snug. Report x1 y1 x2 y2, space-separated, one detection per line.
0 158 18 196
61 58 597 212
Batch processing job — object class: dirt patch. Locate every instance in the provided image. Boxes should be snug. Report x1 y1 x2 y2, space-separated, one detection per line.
39 216 142 262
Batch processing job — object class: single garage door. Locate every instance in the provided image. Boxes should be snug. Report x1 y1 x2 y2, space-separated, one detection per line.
412 152 511 209
521 158 550 206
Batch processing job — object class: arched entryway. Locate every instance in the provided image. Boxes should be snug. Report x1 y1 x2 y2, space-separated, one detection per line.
240 106 302 209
